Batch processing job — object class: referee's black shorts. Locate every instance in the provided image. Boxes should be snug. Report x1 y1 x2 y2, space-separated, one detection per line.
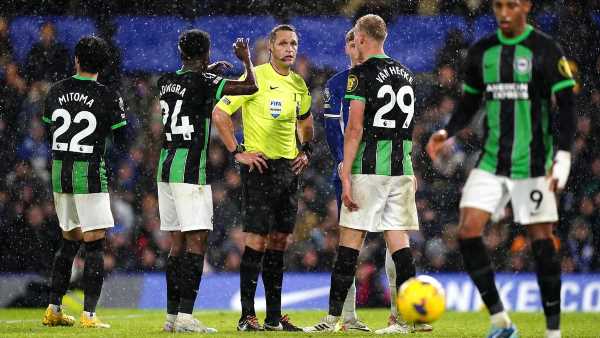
240 159 299 235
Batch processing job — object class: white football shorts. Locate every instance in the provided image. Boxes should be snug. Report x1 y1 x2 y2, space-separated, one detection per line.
460 168 558 225
158 182 213 232
339 174 419 232
53 192 114 232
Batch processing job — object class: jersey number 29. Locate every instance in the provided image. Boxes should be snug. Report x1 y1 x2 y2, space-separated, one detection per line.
51 108 96 154
160 100 194 141
373 84 414 129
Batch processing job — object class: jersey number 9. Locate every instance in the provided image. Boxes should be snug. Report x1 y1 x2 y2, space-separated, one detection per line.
374 84 414 129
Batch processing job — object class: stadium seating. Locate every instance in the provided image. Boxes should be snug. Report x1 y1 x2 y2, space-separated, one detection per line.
9 16 97 64
387 15 468 72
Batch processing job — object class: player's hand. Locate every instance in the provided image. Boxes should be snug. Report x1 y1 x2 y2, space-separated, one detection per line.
235 152 268 174
547 150 571 193
426 130 449 161
291 151 310 175
341 178 358 211
233 38 251 63
207 61 233 74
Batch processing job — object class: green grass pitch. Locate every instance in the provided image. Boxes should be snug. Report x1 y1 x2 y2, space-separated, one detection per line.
1 308 599 337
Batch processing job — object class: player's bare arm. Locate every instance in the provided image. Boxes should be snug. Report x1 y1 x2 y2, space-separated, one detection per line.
291 114 314 175
341 99 365 211
212 106 268 173
220 38 258 96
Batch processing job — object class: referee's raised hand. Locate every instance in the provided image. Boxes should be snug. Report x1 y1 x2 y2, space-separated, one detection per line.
235 151 268 174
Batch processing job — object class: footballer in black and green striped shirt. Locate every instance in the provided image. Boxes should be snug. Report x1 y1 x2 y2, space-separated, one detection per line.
427 1 575 337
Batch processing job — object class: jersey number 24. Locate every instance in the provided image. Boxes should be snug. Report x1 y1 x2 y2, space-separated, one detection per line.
160 100 194 141
374 84 414 129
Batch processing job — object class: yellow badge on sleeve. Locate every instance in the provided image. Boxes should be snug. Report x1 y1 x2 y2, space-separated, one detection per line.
558 57 573 78
347 74 358 92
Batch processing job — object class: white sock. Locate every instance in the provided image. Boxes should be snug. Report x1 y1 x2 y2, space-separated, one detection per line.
490 311 511 328
341 280 357 322
83 311 95 319
166 314 177 323
546 329 561 338
49 304 61 313
385 250 399 320
177 312 193 321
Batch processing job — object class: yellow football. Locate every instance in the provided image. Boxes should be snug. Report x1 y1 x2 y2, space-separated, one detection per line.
397 275 446 323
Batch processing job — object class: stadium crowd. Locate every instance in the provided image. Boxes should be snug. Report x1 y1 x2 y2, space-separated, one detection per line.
1 1 600 308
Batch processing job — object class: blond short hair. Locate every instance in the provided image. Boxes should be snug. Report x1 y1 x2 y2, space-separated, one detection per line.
354 14 387 42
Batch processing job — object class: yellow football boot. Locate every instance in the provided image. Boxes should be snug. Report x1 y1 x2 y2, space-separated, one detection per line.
79 312 111 328
42 305 75 327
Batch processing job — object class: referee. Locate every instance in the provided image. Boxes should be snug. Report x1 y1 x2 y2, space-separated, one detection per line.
212 24 313 332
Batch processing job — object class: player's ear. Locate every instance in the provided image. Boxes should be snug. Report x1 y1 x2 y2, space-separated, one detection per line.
521 0 532 14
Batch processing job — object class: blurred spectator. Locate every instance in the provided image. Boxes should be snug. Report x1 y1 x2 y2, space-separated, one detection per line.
0 17 13 65
24 21 71 84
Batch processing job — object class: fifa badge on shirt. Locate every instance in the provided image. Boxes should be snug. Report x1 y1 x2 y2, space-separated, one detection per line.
270 99 282 118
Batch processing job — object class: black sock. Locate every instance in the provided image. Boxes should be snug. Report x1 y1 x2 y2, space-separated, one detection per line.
240 246 264 319
532 239 561 330
263 249 284 324
166 255 181 315
328 246 359 317
459 237 504 315
391 247 416 291
49 239 81 306
83 239 105 313
178 252 205 314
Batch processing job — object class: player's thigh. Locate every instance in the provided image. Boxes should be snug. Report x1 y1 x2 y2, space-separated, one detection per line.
170 183 213 232
240 164 274 235
383 230 410 253
73 193 114 232
158 182 179 231
338 226 366 250
339 175 386 233
379 175 419 232
459 169 508 214
510 176 558 225
53 192 80 232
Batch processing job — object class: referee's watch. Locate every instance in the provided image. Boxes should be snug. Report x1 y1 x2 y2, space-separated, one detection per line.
231 144 245 156
300 142 313 160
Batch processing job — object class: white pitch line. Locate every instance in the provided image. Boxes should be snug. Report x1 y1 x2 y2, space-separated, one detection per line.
0 313 149 324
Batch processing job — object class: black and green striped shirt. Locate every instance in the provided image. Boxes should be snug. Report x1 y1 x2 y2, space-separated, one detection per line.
344 55 416 176
156 70 226 185
42 75 127 194
463 25 576 178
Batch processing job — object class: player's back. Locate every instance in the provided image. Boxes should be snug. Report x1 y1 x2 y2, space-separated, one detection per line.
157 70 224 185
43 75 126 194
346 56 416 176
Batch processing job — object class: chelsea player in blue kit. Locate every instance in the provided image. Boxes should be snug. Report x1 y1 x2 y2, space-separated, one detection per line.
321 28 432 334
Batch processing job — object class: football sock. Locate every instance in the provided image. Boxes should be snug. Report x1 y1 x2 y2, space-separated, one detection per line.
49 239 80 306
240 246 264 318
384 250 399 319
459 237 504 315
178 252 204 314
490 311 512 328
341 280 357 322
329 246 359 317
390 247 416 292
166 255 181 316
262 249 284 324
83 239 105 313
532 239 561 330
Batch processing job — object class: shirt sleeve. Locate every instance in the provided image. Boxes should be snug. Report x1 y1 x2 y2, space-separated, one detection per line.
297 88 312 119
344 66 366 102
462 45 484 95
41 89 53 125
202 72 228 101
544 41 576 94
108 91 127 131
322 79 344 163
215 73 251 115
